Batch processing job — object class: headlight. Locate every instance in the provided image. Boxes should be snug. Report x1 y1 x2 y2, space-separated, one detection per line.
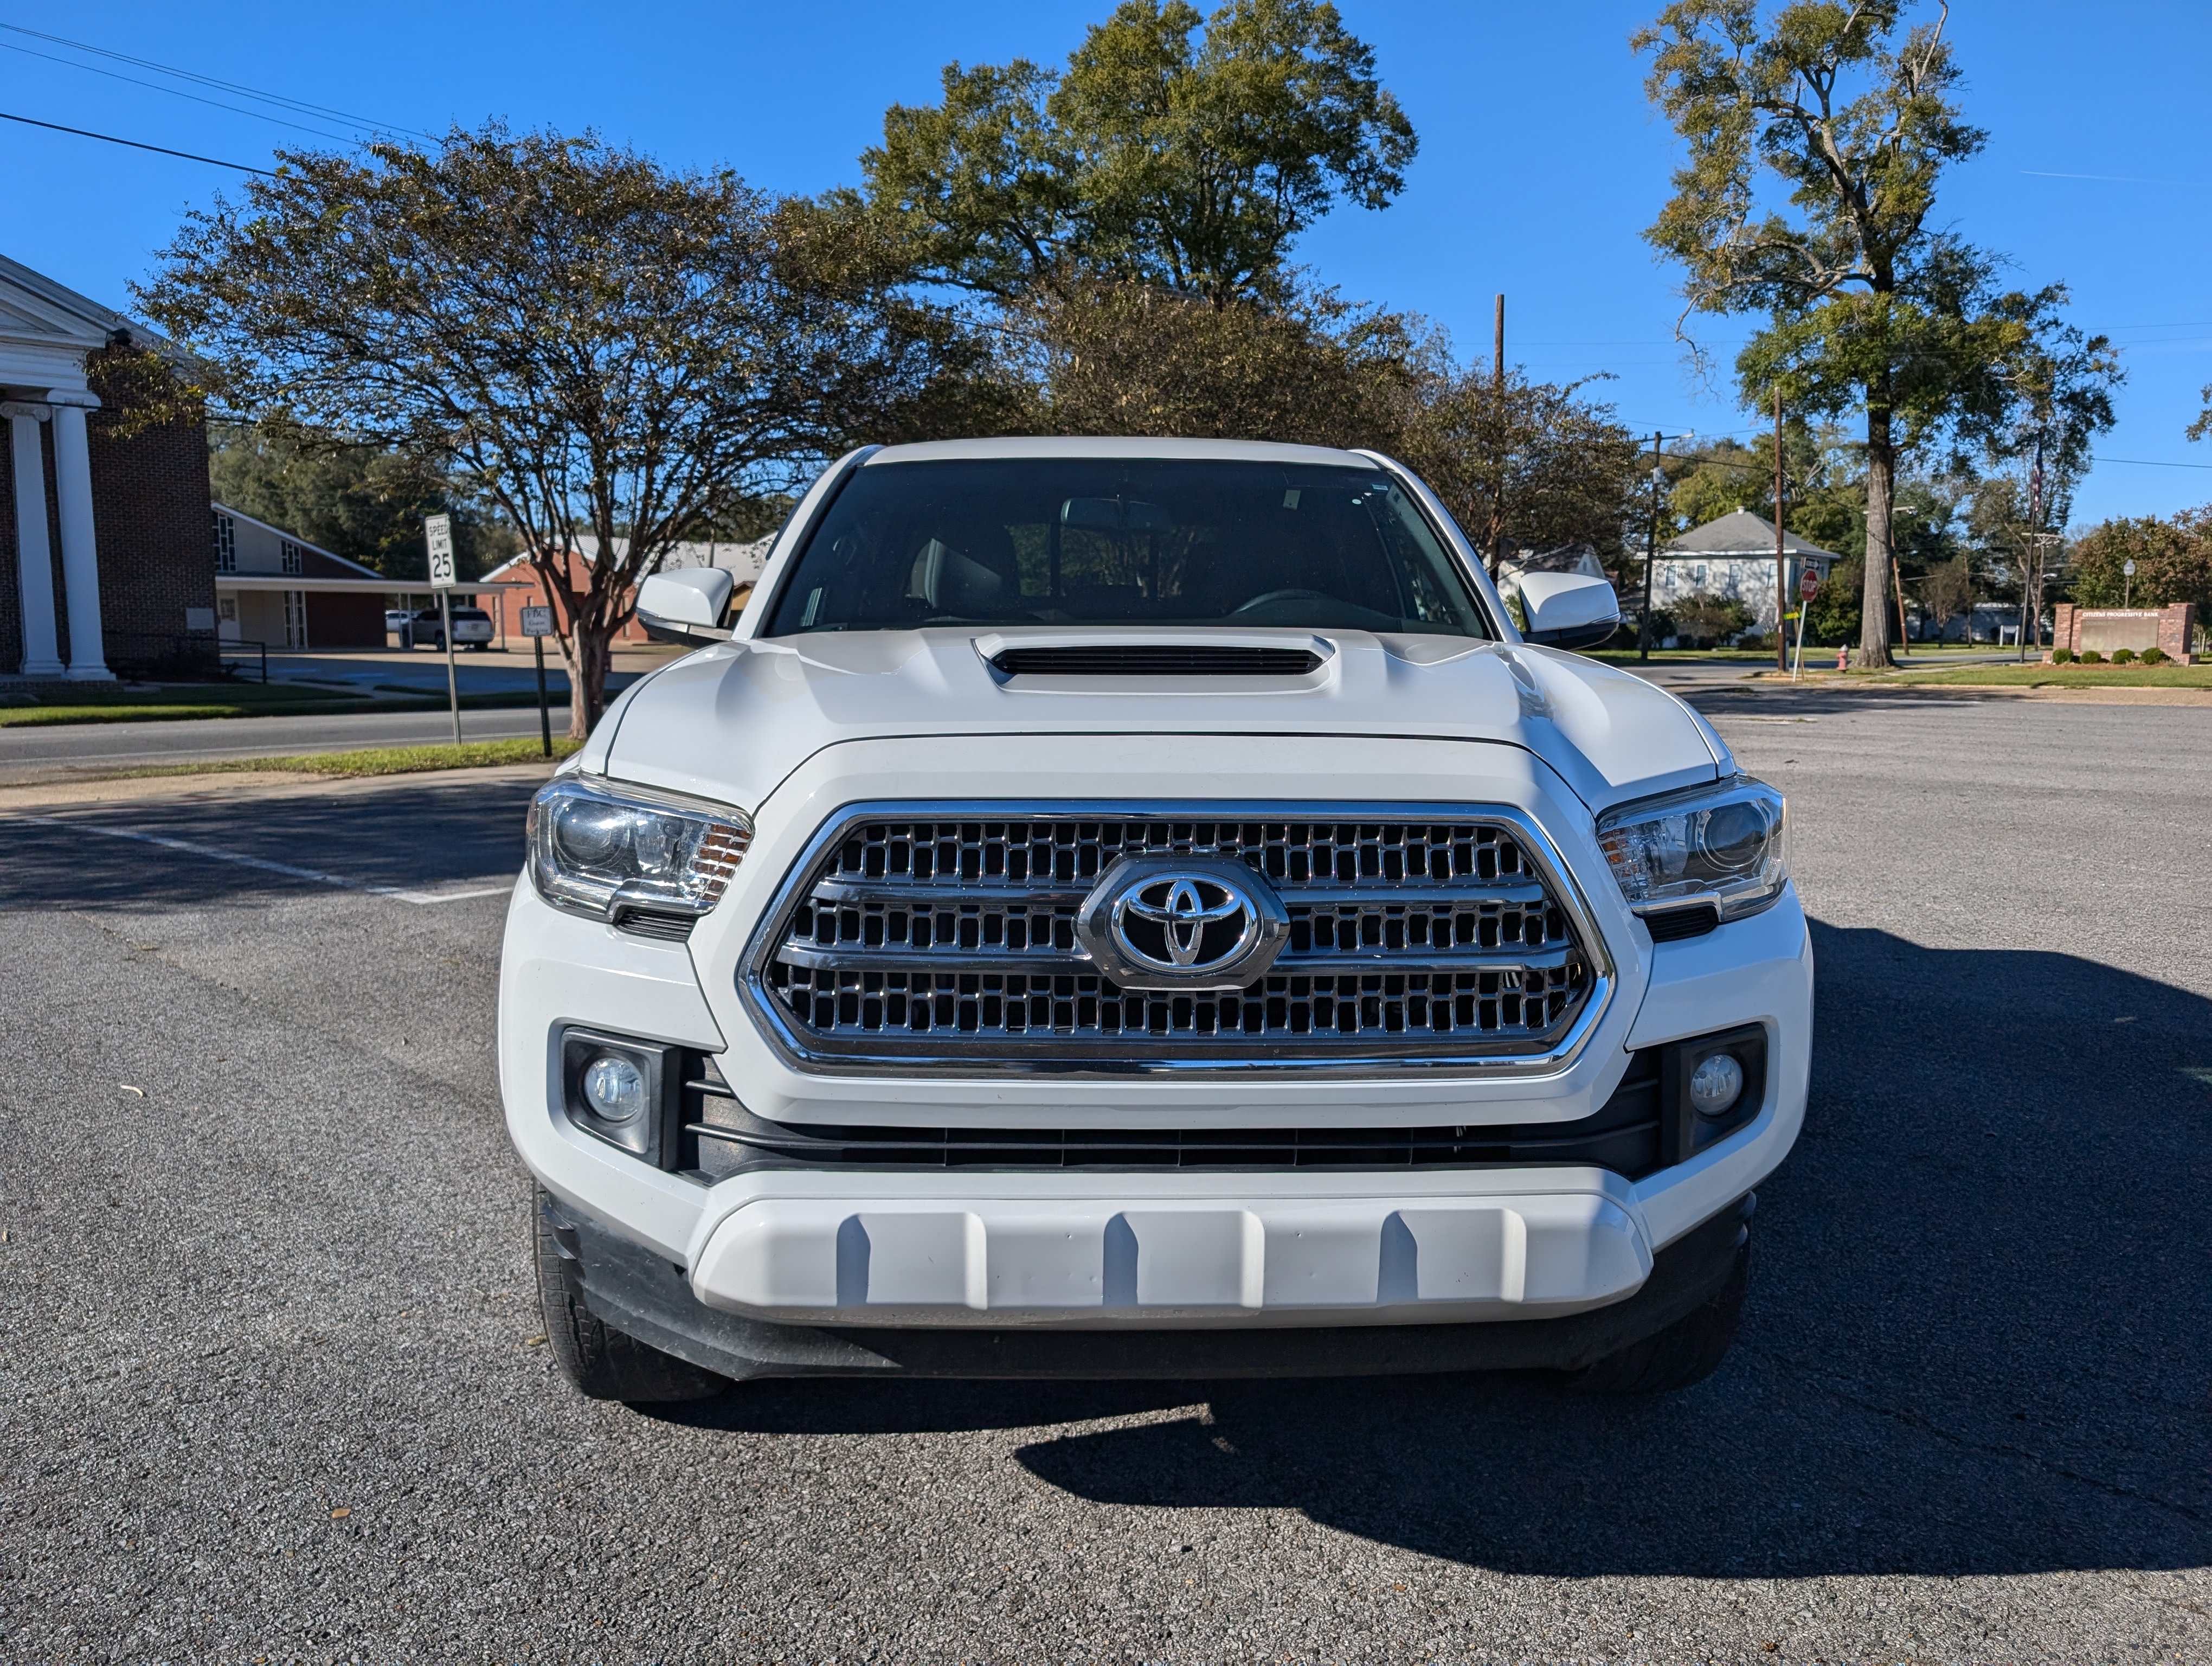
1596 774 1787 925
528 773 751 928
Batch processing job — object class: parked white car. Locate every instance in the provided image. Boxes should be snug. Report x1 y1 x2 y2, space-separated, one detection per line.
503 438 1809 1402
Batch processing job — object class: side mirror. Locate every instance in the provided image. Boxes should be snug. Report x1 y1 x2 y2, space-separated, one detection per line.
638 568 735 645
1517 572 1621 652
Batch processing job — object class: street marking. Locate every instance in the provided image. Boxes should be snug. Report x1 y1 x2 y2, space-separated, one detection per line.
2 815 512 906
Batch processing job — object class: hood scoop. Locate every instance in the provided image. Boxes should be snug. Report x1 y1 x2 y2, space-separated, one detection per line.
979 632 1330 680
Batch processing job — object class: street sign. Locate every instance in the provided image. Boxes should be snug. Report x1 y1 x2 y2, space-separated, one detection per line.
1799 568 1821 600
2123 560 2137 576
425 514 456 588
520 605 554 637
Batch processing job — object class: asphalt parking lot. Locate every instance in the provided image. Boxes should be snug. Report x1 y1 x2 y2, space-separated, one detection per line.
2 689 2208 1663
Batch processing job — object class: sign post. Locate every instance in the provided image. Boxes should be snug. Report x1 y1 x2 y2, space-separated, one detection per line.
1791 565 1819 683
2123 557 2136 610
425 514 460 745
520 604 555 757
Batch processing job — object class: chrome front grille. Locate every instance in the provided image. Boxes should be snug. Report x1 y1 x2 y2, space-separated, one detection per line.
744 805 1605 1073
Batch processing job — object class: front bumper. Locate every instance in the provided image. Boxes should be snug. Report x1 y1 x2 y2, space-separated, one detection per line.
498 736 1813 1359
543 1188 1754 1381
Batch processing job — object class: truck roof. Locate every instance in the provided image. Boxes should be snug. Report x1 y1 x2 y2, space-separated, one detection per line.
865 435 1375 469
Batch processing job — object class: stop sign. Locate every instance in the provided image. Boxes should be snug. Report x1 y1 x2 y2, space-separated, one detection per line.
1800 568 1821 599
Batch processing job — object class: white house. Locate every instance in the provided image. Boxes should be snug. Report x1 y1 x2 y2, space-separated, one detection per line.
1650 509 1840 633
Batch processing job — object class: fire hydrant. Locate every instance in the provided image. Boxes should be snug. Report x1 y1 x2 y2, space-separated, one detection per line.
1836 644 1849 672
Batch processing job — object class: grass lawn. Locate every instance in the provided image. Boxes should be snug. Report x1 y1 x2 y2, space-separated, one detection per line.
128 736 583 779
1889 663 2212 688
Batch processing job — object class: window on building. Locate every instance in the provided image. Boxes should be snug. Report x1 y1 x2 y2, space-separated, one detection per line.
213 512 236 573
280 539 305 576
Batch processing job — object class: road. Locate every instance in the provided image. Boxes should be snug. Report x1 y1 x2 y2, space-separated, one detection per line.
2 692 2208 1662
0 703 574 783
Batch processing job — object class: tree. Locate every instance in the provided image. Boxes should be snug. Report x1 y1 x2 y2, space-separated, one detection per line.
1636 1 2119 667
858 0 1415 306
209 418 515 579
143 125 989 734
1019 277 1404 443
2067 511 2212 622
1395 367 1642 572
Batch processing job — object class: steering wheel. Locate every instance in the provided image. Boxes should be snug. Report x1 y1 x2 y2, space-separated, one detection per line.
1229 588 1336 614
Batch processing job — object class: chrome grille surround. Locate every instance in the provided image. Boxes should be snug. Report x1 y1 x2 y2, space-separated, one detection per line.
740 803 1614 1077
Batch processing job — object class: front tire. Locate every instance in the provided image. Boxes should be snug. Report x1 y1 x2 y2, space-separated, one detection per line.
532 1189 730 1403
1568 1237 1748 1394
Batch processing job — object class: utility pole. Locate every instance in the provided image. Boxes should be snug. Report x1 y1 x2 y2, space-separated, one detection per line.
2021 428 2046 662
1490 293 1507 575
1772 386 1787 672
1639 430 1664 662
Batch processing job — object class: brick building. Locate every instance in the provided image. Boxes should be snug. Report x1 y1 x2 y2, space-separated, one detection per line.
210 503 394 649
1 253 218 680
479 536 771 645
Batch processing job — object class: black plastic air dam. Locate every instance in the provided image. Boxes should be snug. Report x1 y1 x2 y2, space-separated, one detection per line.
543 1192 1753 1383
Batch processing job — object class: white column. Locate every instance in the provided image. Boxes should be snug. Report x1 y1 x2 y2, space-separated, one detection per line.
2 400 65 677
44 388 110 680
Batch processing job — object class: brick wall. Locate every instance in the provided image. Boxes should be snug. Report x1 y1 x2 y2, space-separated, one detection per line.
2047 601 2196 664
305 591 387 647
86 374 217 674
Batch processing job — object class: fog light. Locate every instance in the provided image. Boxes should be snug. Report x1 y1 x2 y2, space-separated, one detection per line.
1689 1052 1745 1118
582 1054 647 1123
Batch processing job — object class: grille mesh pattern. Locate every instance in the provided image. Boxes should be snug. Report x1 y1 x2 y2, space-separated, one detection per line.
755 813 1595 1066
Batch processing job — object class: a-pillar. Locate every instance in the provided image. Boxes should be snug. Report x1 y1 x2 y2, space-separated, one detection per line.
44 388 110 680
2 400 65 677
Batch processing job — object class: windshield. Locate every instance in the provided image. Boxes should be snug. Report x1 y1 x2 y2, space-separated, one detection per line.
762 458 1491 637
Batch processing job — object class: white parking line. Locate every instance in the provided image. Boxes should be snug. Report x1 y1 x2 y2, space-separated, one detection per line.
3 815 512 906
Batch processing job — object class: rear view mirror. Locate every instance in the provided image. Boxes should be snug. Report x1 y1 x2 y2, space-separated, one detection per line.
638 568 735 644
1060 497 1173 533
1517 572 1621 652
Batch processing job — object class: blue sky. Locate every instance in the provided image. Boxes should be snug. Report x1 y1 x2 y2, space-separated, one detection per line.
4 1 2207 526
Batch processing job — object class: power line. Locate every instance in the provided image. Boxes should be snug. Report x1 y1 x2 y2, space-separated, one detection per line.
0 23 431 140
0 40 356 144
0 110 275 175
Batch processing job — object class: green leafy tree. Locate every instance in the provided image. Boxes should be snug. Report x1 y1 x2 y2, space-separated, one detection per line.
2067 511 2212 621
858 0 1415 306
144 125 991 734
1635 0 2119 667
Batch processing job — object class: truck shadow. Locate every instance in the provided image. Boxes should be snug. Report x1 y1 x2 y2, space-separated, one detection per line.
672 923 2212 1577
0 779 537 908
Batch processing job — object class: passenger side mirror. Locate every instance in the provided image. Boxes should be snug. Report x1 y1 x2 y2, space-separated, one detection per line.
638 568 735 645
1516 572 1621 652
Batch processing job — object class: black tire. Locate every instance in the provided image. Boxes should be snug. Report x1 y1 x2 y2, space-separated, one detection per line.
1568 1237 1748 1394
532 1189 731 1404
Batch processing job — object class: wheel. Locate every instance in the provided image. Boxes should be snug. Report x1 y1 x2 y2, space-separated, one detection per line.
532 1188 730 1403
1568 1237 1748 1394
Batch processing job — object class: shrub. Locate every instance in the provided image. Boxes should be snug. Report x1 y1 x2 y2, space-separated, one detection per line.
2112 647 2137 664
2140 646 2168 665
2078 650 2104 664
2050 647 2074 664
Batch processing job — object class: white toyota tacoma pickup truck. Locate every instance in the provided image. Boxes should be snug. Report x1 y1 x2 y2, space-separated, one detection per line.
501 437 1809 1401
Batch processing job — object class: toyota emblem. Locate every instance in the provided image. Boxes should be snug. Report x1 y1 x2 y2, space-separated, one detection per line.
1076 856 1289 991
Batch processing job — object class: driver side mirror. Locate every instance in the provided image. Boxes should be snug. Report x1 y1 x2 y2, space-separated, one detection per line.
638 568 735 645
1516 572 1621 652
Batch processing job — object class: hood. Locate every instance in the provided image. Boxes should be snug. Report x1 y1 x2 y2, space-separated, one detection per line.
591 629 1727 816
